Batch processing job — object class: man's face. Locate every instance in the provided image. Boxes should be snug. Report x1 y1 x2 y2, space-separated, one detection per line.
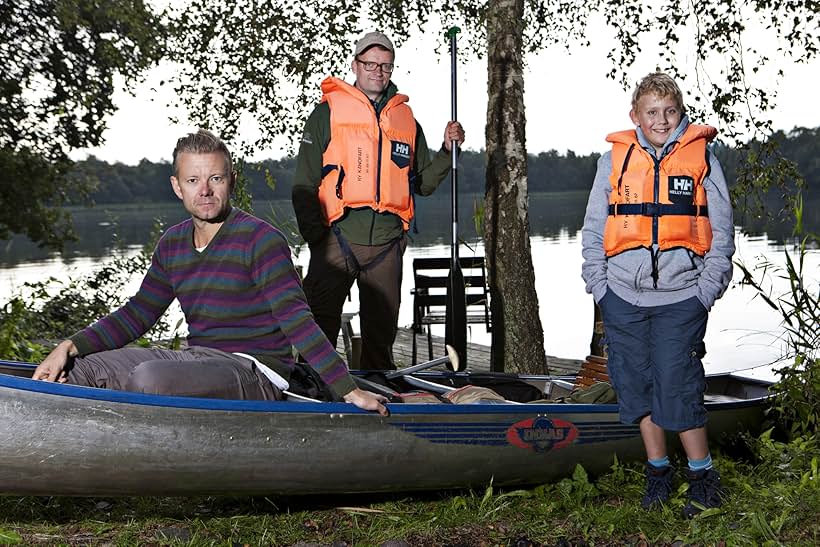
170 152 234 223
352 47 394 100
629 93 683 152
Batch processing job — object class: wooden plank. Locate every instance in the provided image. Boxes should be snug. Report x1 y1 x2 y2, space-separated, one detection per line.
419 311 489 324
572 357 610 390
584 362 608 374
577 370 609 383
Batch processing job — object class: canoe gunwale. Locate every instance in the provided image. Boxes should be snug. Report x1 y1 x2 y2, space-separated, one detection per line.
0 359 773 415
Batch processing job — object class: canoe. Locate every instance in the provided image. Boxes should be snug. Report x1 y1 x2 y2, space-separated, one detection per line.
0 359 772 497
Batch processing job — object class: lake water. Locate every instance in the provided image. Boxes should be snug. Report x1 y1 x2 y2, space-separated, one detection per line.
2 193 817 381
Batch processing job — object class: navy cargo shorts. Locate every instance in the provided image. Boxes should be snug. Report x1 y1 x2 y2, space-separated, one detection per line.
598 289 708 432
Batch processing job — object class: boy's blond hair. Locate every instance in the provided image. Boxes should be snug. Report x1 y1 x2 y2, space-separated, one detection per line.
631 72 686 114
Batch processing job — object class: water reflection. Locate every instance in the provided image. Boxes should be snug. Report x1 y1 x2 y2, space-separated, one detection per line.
0 204 188 266
2 192 816 266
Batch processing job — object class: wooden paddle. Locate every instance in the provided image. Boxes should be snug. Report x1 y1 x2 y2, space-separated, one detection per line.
444 26 467 371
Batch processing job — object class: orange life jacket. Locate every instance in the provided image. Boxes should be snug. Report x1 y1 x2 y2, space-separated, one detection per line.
318 77 417 230
603 124 715 258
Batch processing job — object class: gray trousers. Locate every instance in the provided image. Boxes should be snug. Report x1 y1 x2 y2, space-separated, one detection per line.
66 346 282 401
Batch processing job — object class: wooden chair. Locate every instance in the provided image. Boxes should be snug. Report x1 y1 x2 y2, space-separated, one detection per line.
410 256 491 364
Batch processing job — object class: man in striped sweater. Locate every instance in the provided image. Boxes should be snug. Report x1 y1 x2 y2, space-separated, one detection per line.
33 129 388 415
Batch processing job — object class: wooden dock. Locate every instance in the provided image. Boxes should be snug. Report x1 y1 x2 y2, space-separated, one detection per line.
338 327 583 376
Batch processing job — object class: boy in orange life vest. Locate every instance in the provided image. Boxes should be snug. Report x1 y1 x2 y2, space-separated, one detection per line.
292 31 465 371
580 73 735 517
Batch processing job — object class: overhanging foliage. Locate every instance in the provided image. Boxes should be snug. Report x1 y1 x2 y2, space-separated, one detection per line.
0 0 164 249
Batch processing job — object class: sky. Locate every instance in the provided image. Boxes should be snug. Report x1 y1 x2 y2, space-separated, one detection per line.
73 17 820 166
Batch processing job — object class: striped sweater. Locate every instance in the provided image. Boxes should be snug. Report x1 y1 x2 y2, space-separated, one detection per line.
70 208 357 398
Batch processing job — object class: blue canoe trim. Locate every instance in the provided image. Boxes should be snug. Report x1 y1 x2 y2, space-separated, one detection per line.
0 367 618 415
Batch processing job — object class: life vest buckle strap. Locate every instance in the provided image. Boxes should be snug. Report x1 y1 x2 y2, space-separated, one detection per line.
642 202 660 217
608 203 709 218
607 203 657 217
664 203 709 217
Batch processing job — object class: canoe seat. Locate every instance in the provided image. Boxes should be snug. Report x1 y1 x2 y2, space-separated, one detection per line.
410 256 491 365
574 355 609 389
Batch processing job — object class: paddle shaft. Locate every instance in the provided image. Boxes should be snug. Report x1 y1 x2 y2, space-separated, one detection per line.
385 355 451 380
449 30 459 247
444 26 467 370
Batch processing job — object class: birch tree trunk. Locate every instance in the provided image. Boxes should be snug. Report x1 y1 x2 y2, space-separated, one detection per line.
483 0 548 373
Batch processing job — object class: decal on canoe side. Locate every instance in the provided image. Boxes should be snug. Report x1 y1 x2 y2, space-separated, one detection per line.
388 419 638 448
506 417 578 453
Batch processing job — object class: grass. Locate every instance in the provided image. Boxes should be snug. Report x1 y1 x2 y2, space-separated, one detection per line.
1 432 818 546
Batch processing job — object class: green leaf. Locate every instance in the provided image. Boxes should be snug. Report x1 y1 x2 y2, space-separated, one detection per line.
0 529 22 543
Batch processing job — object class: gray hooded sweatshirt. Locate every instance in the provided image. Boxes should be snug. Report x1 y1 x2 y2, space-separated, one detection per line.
581 116 735 310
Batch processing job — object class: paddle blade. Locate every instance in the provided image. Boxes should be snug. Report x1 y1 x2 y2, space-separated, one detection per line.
444 267 467 370
445 344 463 372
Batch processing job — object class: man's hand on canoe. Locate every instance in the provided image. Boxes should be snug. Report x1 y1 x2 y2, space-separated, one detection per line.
344 388 390 416
33 340 77 383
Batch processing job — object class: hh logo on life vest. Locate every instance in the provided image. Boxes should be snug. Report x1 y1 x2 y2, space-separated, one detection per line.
668 175 694 203
391 140 411 169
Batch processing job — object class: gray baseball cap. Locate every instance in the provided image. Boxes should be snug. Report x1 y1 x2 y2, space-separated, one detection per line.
354 31 394 56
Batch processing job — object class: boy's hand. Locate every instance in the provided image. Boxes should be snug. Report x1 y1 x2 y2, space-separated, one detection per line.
343 388 390 416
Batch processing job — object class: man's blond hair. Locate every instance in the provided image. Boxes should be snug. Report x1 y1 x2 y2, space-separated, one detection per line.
172 129 233 177
631 72 686 114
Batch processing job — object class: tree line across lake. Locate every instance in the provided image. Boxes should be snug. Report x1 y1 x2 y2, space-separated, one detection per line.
73 126 818 205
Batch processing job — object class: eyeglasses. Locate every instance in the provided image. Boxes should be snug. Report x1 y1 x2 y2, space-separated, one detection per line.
355 58 394 73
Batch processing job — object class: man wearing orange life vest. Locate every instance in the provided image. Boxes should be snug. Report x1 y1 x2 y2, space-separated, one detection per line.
292 31 465 371
581 73 735 518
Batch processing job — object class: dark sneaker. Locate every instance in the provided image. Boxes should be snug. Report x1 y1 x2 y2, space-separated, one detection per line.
683 468 725 518
641 464 674 509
